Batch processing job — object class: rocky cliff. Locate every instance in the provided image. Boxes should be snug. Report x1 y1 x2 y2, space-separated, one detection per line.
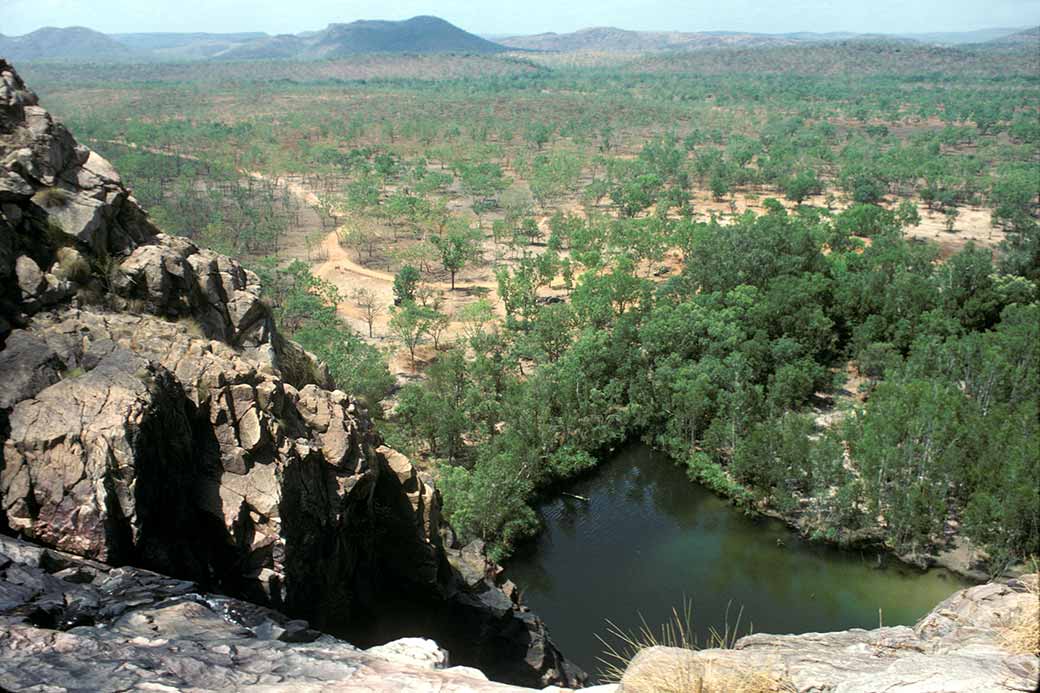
0 58 582 688
0 534 605 692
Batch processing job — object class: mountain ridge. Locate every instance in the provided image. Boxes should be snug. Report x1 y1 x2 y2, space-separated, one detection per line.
110 31 268 60
497 26 797 52
986 25 1040 44
1 19 1035 63
215 16 507 60
0 26 141 62
497 24 1033 52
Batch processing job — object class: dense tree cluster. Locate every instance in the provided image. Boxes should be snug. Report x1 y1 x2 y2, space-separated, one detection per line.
395 206 1037 566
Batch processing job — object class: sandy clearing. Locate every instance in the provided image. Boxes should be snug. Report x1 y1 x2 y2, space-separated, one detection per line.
95 138 1008 379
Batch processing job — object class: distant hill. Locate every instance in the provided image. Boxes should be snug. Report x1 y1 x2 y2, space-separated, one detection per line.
110 32 268 60
0 26 140 62
778 31 861 41
499 25 1034 53
498 27 796 52
215 34 307 61
627 40 1038 78
217 16 507 60
3 20 1033 64
897 27 1028 44
986 26 1040 44
785 27 1030 45
2 17 505 63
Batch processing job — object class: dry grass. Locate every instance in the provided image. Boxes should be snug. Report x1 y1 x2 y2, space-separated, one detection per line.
53 247 92 283
121 298 147 315
619 657 785 693
598 601 696 681
91 251 122 293
33 186 72 209
60 366 86 380
1000 574 1039 657
176 316 207 338
597 601 791 692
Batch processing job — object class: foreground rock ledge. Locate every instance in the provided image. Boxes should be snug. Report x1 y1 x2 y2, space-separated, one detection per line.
2 534 1035 692
0 535 596 692
619 575 1039 693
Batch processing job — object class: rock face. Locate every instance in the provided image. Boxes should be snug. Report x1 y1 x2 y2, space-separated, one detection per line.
3 531 1032 693
0 58 581 688
0 535 565 692
619 576 1039 693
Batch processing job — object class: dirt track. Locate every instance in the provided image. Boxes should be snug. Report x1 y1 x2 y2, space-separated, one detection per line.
93 139 1007 377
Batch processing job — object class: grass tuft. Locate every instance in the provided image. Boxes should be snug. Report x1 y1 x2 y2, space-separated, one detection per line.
61 366 86 380
33 186 72 209
53 247 92 284
176 316 207 338
999 573 1039 657
597 601 791 692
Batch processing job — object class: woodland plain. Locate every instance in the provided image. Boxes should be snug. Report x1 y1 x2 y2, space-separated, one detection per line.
18 37 1039 573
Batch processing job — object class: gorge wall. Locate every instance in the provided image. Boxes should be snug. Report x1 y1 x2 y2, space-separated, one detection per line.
0 59 582 688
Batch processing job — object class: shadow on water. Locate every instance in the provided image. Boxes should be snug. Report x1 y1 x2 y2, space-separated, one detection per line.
505 443 972 681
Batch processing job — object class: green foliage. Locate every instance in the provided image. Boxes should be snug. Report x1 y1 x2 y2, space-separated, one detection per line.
41 45 1039 567
846 303 1039 561
388 300 441 366
432 223 482 289
611 172 664 218
396 349 471 463
783 170 821 204
834 204 901 238
432 207 1038 564
685 452 754 507
254 259 393 407
455 161 509 199
393 265 422 304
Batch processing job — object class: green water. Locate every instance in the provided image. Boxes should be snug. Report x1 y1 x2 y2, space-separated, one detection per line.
504 444 971 680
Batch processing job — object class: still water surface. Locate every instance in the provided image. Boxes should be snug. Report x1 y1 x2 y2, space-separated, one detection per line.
505 444 971 679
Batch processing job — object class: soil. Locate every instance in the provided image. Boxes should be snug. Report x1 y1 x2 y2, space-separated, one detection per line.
97 138 1007 384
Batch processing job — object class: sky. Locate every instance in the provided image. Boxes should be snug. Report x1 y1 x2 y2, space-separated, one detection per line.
2 0 1039 37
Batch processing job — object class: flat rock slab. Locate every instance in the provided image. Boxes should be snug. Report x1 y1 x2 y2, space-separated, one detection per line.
618 577 1039 693
0 535 579 693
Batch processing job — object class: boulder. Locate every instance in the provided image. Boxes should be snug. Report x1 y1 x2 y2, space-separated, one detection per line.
13 253 70 309
31 189 107 245
0 330 64 409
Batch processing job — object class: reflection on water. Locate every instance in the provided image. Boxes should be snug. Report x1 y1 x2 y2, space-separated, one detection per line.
505 444 971 680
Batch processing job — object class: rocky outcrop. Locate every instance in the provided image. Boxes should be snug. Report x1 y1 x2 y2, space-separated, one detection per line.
4 532 1033 693
0 534 585 692
619 576 1039 692
0 58 581 688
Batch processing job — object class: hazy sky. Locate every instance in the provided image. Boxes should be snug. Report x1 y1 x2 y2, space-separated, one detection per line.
3 0 1039 37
